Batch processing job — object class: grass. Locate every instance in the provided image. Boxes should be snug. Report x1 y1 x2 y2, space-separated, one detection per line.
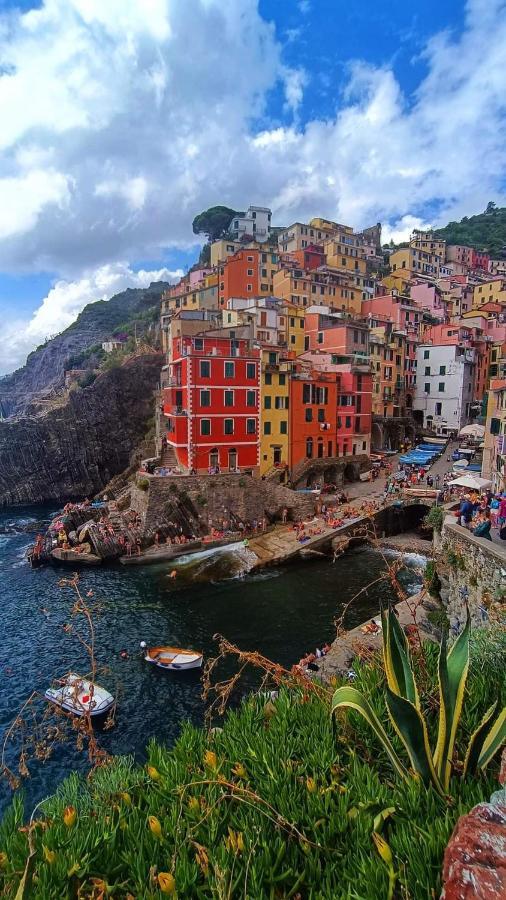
0 630 503 898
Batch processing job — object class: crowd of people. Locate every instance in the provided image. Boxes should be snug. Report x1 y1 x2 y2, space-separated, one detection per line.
457 490 506 541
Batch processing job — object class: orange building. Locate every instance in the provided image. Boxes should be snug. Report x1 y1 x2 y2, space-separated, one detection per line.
218 248 279 306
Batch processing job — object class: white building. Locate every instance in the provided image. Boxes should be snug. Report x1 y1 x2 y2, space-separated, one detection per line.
413 344 475 435
229 206 271 243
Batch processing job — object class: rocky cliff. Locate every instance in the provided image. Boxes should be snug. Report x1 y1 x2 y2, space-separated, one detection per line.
0 353 162 506
0 282 168 419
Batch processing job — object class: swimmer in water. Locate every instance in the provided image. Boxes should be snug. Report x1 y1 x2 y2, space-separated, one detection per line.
169 570 177 579
120 649 129 660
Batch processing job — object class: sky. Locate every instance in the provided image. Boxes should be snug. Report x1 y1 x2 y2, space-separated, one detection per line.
0 0 505 375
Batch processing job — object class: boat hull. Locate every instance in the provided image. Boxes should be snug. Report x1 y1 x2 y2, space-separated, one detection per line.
45 674 114 717
143 646 203 671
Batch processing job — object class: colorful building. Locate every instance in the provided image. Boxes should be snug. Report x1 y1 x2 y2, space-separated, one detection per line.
481 379 506 492
473 278 506 309
162 334 260 473
260 347 291 477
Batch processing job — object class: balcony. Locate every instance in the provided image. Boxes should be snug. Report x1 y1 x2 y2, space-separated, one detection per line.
167 407 188 417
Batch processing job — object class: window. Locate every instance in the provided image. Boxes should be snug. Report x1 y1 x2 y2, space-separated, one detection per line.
200 360 210 378
306 437 313 458
246 390 256 407
317 408 325 422
435 402 442 415
200 419 211 436
247 255 253 261
260 283 269 291
246 418 256 434
424 383 430 394
423 349 430 359
247 268 254 276
264 373 272 385
225 361 235 378
200 389 210 407
278 373 286 386
275 396 287 410
269 352 277 365
362 441 367 451
247 284 252 292
439 365 446 375
438 382 445 392
194 338 204 350
264 396 271 409
224 419 234 435
264 421 271 435
425 366 431 376
345 416 352 428
280 421 287 435
305 408 313 422
224 390 234 406
246 362 256 379
317 331 323 344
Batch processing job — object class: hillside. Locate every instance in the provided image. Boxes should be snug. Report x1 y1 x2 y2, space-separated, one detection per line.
434 203 506 256
0 282 169 419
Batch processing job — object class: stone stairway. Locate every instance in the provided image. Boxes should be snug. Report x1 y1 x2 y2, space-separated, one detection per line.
160 445 177 467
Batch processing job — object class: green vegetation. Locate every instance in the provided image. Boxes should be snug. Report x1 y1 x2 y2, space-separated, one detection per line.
0 625 504 898
332 611 505 796
136 476 150 492
424 560 441 598
192 206 239 242
424 505 444 534
435 202 506 257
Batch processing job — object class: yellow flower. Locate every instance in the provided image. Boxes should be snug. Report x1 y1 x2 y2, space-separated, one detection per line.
188 796 200 814
158 871 176 894
120 791 132 806
67 861 81 877
232 762 247 778
236 831 244 853
195 843 209 876
43 845 56 864
0 852 8 868
225 828 244 854
372 832 393 868
63 805 76 828
147 765 161 781
148 815 162 839
306 776 317 793
203 750 217 769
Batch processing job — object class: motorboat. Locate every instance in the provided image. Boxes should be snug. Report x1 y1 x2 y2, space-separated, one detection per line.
45 673 115 717
141 644 203 671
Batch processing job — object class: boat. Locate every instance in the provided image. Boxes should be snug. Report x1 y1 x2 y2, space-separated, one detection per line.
45 673 115 717
141 644 203 671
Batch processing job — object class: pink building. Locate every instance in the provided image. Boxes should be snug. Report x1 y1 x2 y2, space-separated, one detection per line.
360 294 421 335
410 282 447 320
189 267 213 286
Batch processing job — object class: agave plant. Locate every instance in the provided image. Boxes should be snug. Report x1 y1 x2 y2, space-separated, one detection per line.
331 609 506 795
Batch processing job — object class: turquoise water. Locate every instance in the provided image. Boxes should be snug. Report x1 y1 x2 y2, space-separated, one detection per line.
0 505 424 816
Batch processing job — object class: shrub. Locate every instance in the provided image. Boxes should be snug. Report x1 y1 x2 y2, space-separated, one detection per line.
0 634 503 899
136 476 149 492
424 505 444 533
424 560 441 597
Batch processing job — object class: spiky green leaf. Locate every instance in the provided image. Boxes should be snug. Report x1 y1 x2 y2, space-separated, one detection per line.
463 701 498 776
433 612 470 790
478 707 506 771
385 688 445 795
331 686 409 781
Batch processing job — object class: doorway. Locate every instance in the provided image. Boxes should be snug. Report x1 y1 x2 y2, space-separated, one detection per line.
228 448 238 471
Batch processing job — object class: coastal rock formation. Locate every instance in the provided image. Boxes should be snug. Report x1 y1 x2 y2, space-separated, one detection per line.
441 801 506 899
0 282 168 419
0 353 162 506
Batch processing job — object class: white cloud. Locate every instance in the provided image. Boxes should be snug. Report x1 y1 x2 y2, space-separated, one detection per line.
0 0 506 370
1 262 182 375
382 216 434 246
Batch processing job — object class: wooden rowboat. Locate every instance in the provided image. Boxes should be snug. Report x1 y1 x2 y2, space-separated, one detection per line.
142 645 203 671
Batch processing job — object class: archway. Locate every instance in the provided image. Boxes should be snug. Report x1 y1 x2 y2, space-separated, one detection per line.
344 463 357 483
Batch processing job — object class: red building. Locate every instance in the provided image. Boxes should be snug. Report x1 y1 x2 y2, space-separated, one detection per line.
289 356 372 469
162 334 260 473
471 250 490 272
287 244 326 271
218 249 260 307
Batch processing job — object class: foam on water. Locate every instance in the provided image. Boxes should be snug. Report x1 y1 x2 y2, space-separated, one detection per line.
381 548 429 569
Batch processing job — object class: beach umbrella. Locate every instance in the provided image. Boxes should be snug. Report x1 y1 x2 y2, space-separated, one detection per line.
448 474 492 490
458 424 485 439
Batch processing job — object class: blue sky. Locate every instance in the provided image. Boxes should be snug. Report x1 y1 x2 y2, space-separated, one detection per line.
0 0 505 374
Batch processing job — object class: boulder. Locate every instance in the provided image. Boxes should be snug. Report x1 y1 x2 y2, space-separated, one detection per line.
441 800 506 899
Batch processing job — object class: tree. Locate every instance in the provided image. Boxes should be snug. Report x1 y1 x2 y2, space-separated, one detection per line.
192 206 239 242
485 201 497 215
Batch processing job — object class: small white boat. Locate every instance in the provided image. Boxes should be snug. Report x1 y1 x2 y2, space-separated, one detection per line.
45 673 115 717
142 645 203 671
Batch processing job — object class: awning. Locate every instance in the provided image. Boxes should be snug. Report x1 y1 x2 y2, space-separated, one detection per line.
448 474 492 489
458 424 485 439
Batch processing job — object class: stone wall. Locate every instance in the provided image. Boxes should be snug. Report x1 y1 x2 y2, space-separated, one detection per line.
439 517 506 629
132 473 316 537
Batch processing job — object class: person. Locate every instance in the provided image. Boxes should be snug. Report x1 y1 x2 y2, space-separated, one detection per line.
435 474 440 488
490 495 500 527
458 495 473 527
120 649 129 660
473 509 492 541
282 507 288 524
498 494 506 526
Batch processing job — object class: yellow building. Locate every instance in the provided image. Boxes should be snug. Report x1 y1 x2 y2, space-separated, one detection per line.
481 379 506 491
472 278 506 308
283 302 306 355
409 231 446 261
369 324 416 419
272 266 362 315
390 246 442 278
324 238 367 275
210 238 241 267
381 270 412 295
259 347 291 477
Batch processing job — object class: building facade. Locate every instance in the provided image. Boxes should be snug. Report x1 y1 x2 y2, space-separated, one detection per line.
413 344 475 434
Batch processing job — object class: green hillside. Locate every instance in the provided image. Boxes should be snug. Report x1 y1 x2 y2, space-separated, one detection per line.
435 202 506 257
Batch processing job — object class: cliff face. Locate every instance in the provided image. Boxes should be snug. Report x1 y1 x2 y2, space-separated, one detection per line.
0 282 168 419
0 353 162 506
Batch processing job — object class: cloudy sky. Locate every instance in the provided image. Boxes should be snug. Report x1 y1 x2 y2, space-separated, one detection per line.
1 0 505 374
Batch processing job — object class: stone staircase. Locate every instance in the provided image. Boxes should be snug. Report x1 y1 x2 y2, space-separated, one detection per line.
160 445 177 467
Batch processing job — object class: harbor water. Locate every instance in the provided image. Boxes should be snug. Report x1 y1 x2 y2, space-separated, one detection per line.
0 505 425 816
